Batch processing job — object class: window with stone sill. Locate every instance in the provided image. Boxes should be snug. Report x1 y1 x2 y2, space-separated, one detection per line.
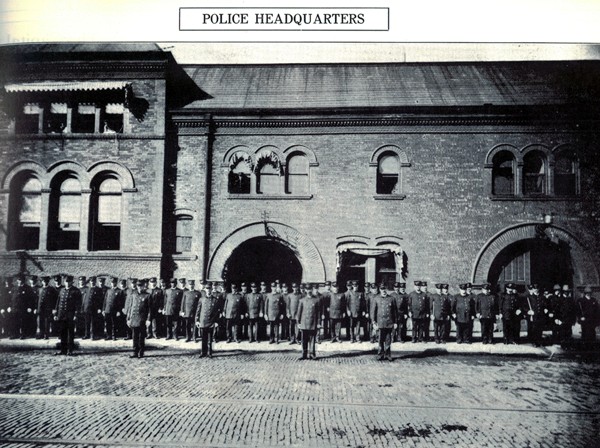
7 173 41 251
175 215 193 254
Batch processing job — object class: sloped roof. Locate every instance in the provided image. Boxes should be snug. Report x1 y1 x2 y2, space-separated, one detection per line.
179 61 600 110
0 43 163 54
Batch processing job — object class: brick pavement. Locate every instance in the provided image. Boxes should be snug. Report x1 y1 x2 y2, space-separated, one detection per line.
0 340 599 447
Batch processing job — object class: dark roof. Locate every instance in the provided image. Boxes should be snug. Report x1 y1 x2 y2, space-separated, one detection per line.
179 61 600 110
0 43 163 54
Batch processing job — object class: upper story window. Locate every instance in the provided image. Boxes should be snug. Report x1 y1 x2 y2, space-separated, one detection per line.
45 103 68 133
492 151 515 195
90 175 122 251
7 173 41 251
285 153 309 195
228 156 252 194
554 150 578 196
370 145 410 199
16 103 42 134
256 159 281 195
48 174 81 251
523 151 547 196
377 152 400 194
175 215 193 253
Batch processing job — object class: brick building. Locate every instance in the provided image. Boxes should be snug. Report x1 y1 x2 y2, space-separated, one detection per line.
1 43 599 294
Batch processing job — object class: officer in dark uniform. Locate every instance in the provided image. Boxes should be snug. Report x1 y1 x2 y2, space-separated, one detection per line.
297 283 321 360
320 281 332 341
265 282 284 344
476 282 498 344
81 277 98 340
286 283 302 344
180 280 201 342
224 283 244 343
342 280 352 339
328 282 346 342
548 284 562 344
53 275 82 355
441 284 453 341
524 284 548 346
373 286 397 361
76 276 88 337
146 277 164 339
195 283 223 358
163 278 182 340
239 282 249 341
35 276 58 339
102 277 121 340
393 283 409 342
346 280 365 342
431 283 451 344
366 283 379 344
577 286 598 342
126 280 150 358
499 283 522 344
452 283 475 344
0 277 10 338
9 275 35 339
215 281 227 342
420 282 431 342
408 281 429 342
26 276 40 336
280 283 290 342
557 284 576 341
245 282 263 343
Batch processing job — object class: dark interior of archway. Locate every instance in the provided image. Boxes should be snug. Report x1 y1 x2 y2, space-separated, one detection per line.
488 238 574 294
223 237 302 287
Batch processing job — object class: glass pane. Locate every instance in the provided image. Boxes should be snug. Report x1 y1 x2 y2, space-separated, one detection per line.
58 195 81 224
99 178 121 193
98 195 121 223
287 155 308 174
176 236 192 253
176 217 193 238
60 178 81 193
555 155 575 175
50 103 68 114
492 153 514 195
555 174 576 196
287 174 309 195
378 154 399 174
523 152 546 195
22 178 41 193
258 173 279 194
376 174 398 194
19 194 41 223
524 152 545 175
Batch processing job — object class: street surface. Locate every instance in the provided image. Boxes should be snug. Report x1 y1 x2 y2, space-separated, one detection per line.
0 338 599 447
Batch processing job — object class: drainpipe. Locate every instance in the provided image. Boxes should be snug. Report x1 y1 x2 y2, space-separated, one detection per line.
202 114 215 282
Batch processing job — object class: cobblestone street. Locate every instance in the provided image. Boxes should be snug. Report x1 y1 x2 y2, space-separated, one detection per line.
0 339 599 447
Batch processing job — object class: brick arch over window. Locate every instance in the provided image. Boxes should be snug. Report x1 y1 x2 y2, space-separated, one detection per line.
207 221 326 282
471 223 599 287
47 161 90 188
282 145 319 166
87 161 135 190
221 145 253 167
484 144 520 166
2 160 47 190
369 145 410 166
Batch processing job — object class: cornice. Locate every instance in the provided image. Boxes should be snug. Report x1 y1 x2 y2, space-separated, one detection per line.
10 61 169 81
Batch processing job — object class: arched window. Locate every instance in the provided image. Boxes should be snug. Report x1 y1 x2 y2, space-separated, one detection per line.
523 151 547 195
48 174 81 251
377 152 399 194
492 151 515 195
286 153 309 195
554 151 578 196
228 158 251 194
7 173 41 250
176 215 193 253
90 175 122 251
257 162 280 194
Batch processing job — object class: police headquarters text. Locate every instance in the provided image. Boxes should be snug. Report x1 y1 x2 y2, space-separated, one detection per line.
179 8 388 31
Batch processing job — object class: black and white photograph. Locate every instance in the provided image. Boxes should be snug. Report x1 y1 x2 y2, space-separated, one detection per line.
0 2 599 447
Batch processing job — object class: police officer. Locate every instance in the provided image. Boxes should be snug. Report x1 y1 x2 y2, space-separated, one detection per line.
81 277 98 340
0 277 10 338
180 280 201 342
264 282 284 344
53 275 81 355
346 280 365 343
393 283 409 342
214 282 227 342
9 275 35 339
420 282 431 342
195 282 222 358
453 283 475 344
239 282 249 341
577 286 598 342
163 278 183 340
102 277 121 340
476 282 498 344
280 283 290 342
286 283 302 344
126 280 150 358
366 283 379 344
224 283 244 343
431 283 451 344
558 284 577 341
320 281 332 341
35 276 58 340
328 282 346 342
76 276 88 337
146 277 164 339
245 282 263 343
373 286 397 361
499 283 522 344
524 284 548 346
408 281 429 343
297 283 321 360
548 284 562 344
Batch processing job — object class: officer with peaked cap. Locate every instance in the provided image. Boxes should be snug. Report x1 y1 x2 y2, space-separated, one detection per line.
245 282 264 342
297 283 321 360
280 283 290 341
373 285 397 361
53 275 82 355
264 281 284 343
476 282 498 344
195 281 222 358
328 282 346 342
9 275 35 339
286 283 302 344
224 283 244 343
320 281 332 341
408 281 429 343
345 280 365 342
0 277 11 338
557 284 576 341
102 277 122 340
126 279 150 358
366 283 379 344
577 286 598 341
392 282 409 342
431 283 451 344
164 278 183 340
499 283 521 344
524 283 548 346
239 282 249 340
180 280 201 342
146 277 164 339
452 283 475 344
35 276 57 340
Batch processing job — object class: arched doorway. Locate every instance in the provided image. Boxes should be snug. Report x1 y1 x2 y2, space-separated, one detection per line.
488 238 574 294
223 237 302 286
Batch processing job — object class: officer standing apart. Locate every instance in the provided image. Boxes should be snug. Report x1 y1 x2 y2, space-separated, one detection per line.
373 286 397 361
476 283 498 344
53 275 82 356
297 283 321 360
126 279 150 358
195 283 222 358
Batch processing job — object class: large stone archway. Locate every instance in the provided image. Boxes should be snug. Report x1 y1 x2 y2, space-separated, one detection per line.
207 221 326 282
471 223 599 287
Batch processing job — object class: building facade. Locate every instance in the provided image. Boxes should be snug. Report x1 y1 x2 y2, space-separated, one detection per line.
1 44 599 294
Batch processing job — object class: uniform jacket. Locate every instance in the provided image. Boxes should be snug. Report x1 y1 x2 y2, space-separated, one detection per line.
345 290 365 317
297 295 321 331
499 293 521 319
224 292 244 319
320 291 331 316
328 293 346 319
147 288 164 318
181 290 201 318
392 293 409 319
264 292 284 321
127 291 149 327
409 291 429 319
523 294 547 322
55 286 82 321
163 287 183 316
367 292 378 319
476 293 498 320
430 293 452 320
453 294 475 323
557 294 577 324
245 293 263 319
103 287 123 315
373 294 397 328
82 286 105 314
0 285 10 310
11 285 35 313
195 293 222 328
286 293 302 319
37 286 58 316
577 296 599 324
